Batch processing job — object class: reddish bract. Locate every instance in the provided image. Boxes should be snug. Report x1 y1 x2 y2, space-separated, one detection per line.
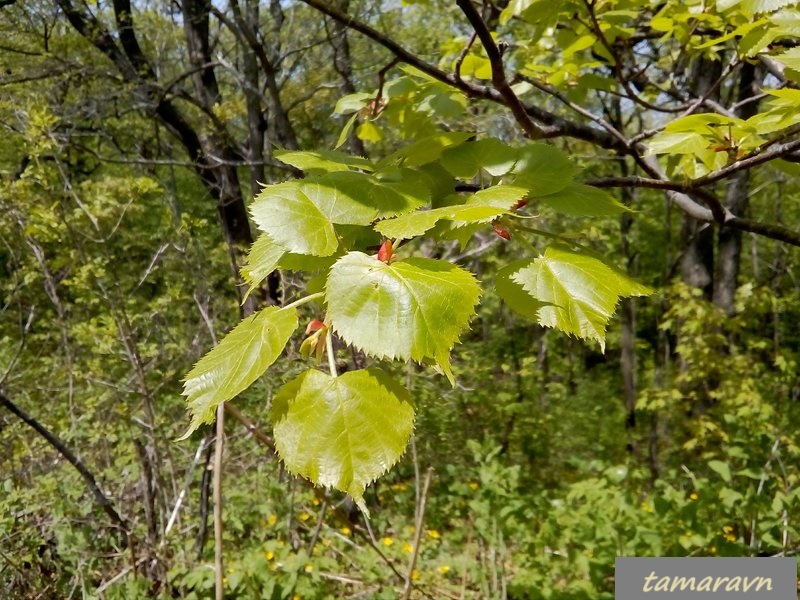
492 221 511 241
305 319 325 335
377 239 395 263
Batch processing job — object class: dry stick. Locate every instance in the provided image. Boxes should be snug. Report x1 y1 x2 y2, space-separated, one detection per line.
307 499 329 557
213 404 225 600
401 467 433 600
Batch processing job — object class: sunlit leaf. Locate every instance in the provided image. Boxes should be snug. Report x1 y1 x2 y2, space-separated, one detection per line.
271 368 414 514
300 171 428 225
440 138 518 178
274 149 373 173
508 143 578 196
495 260 547 320
378 132 474 168
375 204 506 239
241 233 284 301
512 246 652 351
181 306 298 438
537 183 628 217
325 252 481 383
250 184 338 256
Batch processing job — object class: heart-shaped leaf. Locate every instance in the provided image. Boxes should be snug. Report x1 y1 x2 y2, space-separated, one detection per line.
512 246 652 351
325 252 481 383
181 305 299 438
270 368 414 514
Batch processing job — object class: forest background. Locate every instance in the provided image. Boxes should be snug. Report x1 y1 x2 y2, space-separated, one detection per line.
1 0 800 598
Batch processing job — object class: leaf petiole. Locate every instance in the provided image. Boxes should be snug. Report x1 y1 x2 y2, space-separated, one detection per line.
282 291 324 311
326 326 338 377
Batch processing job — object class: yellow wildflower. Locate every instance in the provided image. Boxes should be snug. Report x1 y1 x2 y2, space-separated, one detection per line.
267 514 277 526
299 512 310 521
340 526 351 536
304 564 313 573
689 492 698 500
312 497 320 506
382 537 394 546
468 482 479 491
411 569 420 581
265 551 274 561
402 542 414 553
426 529 440 540
438 565 450 575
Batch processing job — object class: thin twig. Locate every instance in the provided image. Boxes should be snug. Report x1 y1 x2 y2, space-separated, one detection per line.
455 0 544 139
213 405 225 600
401 467 433 600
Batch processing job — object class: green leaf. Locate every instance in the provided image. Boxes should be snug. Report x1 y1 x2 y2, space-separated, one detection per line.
300 171 428 225
776 47 800 70
335 113 359 150
181 306 299 438
378 132 474 168
742 0 798 14
274 149 373 173
357 121 383 142
241 234 284 301
537 183 628 217
708 459 732 483
375 204 506 239
495 260 548 321
440 138 518 178
325 252 481 383
511 246 652 351
251 184 339 256
271 368 414 514
334 92 373 115
466 185 530 209
508 143 578 196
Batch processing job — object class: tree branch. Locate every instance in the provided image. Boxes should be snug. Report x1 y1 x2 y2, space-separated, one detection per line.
0 389 131 537
455 0 544 139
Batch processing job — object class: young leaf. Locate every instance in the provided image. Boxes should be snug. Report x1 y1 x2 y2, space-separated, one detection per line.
374 204 506 239
439 138 518 178
325 252 481 383
181 306 299 438
273 149 373 173
511 246 652 351
508 143 579 196
300 171 428 225
495 260 548 321
241 233 284 301
466 185 531 209
250 184 338 256
537 182 629 217
378 131 474 168
270 368 414 514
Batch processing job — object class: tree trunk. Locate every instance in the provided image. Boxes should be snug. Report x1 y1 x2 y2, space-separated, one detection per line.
713 62 761 315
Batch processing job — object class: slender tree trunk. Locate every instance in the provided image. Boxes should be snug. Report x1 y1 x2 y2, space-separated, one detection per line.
713 62 761 315
327 0 367 156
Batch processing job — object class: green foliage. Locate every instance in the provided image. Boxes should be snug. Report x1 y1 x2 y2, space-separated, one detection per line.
271 368 414 512
182 306 299 436
511 246 653 351
325 252 481 381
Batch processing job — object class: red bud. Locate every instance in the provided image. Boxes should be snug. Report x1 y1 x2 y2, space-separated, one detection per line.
305 319 325 335
492 221 511 240
377 239 395 263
